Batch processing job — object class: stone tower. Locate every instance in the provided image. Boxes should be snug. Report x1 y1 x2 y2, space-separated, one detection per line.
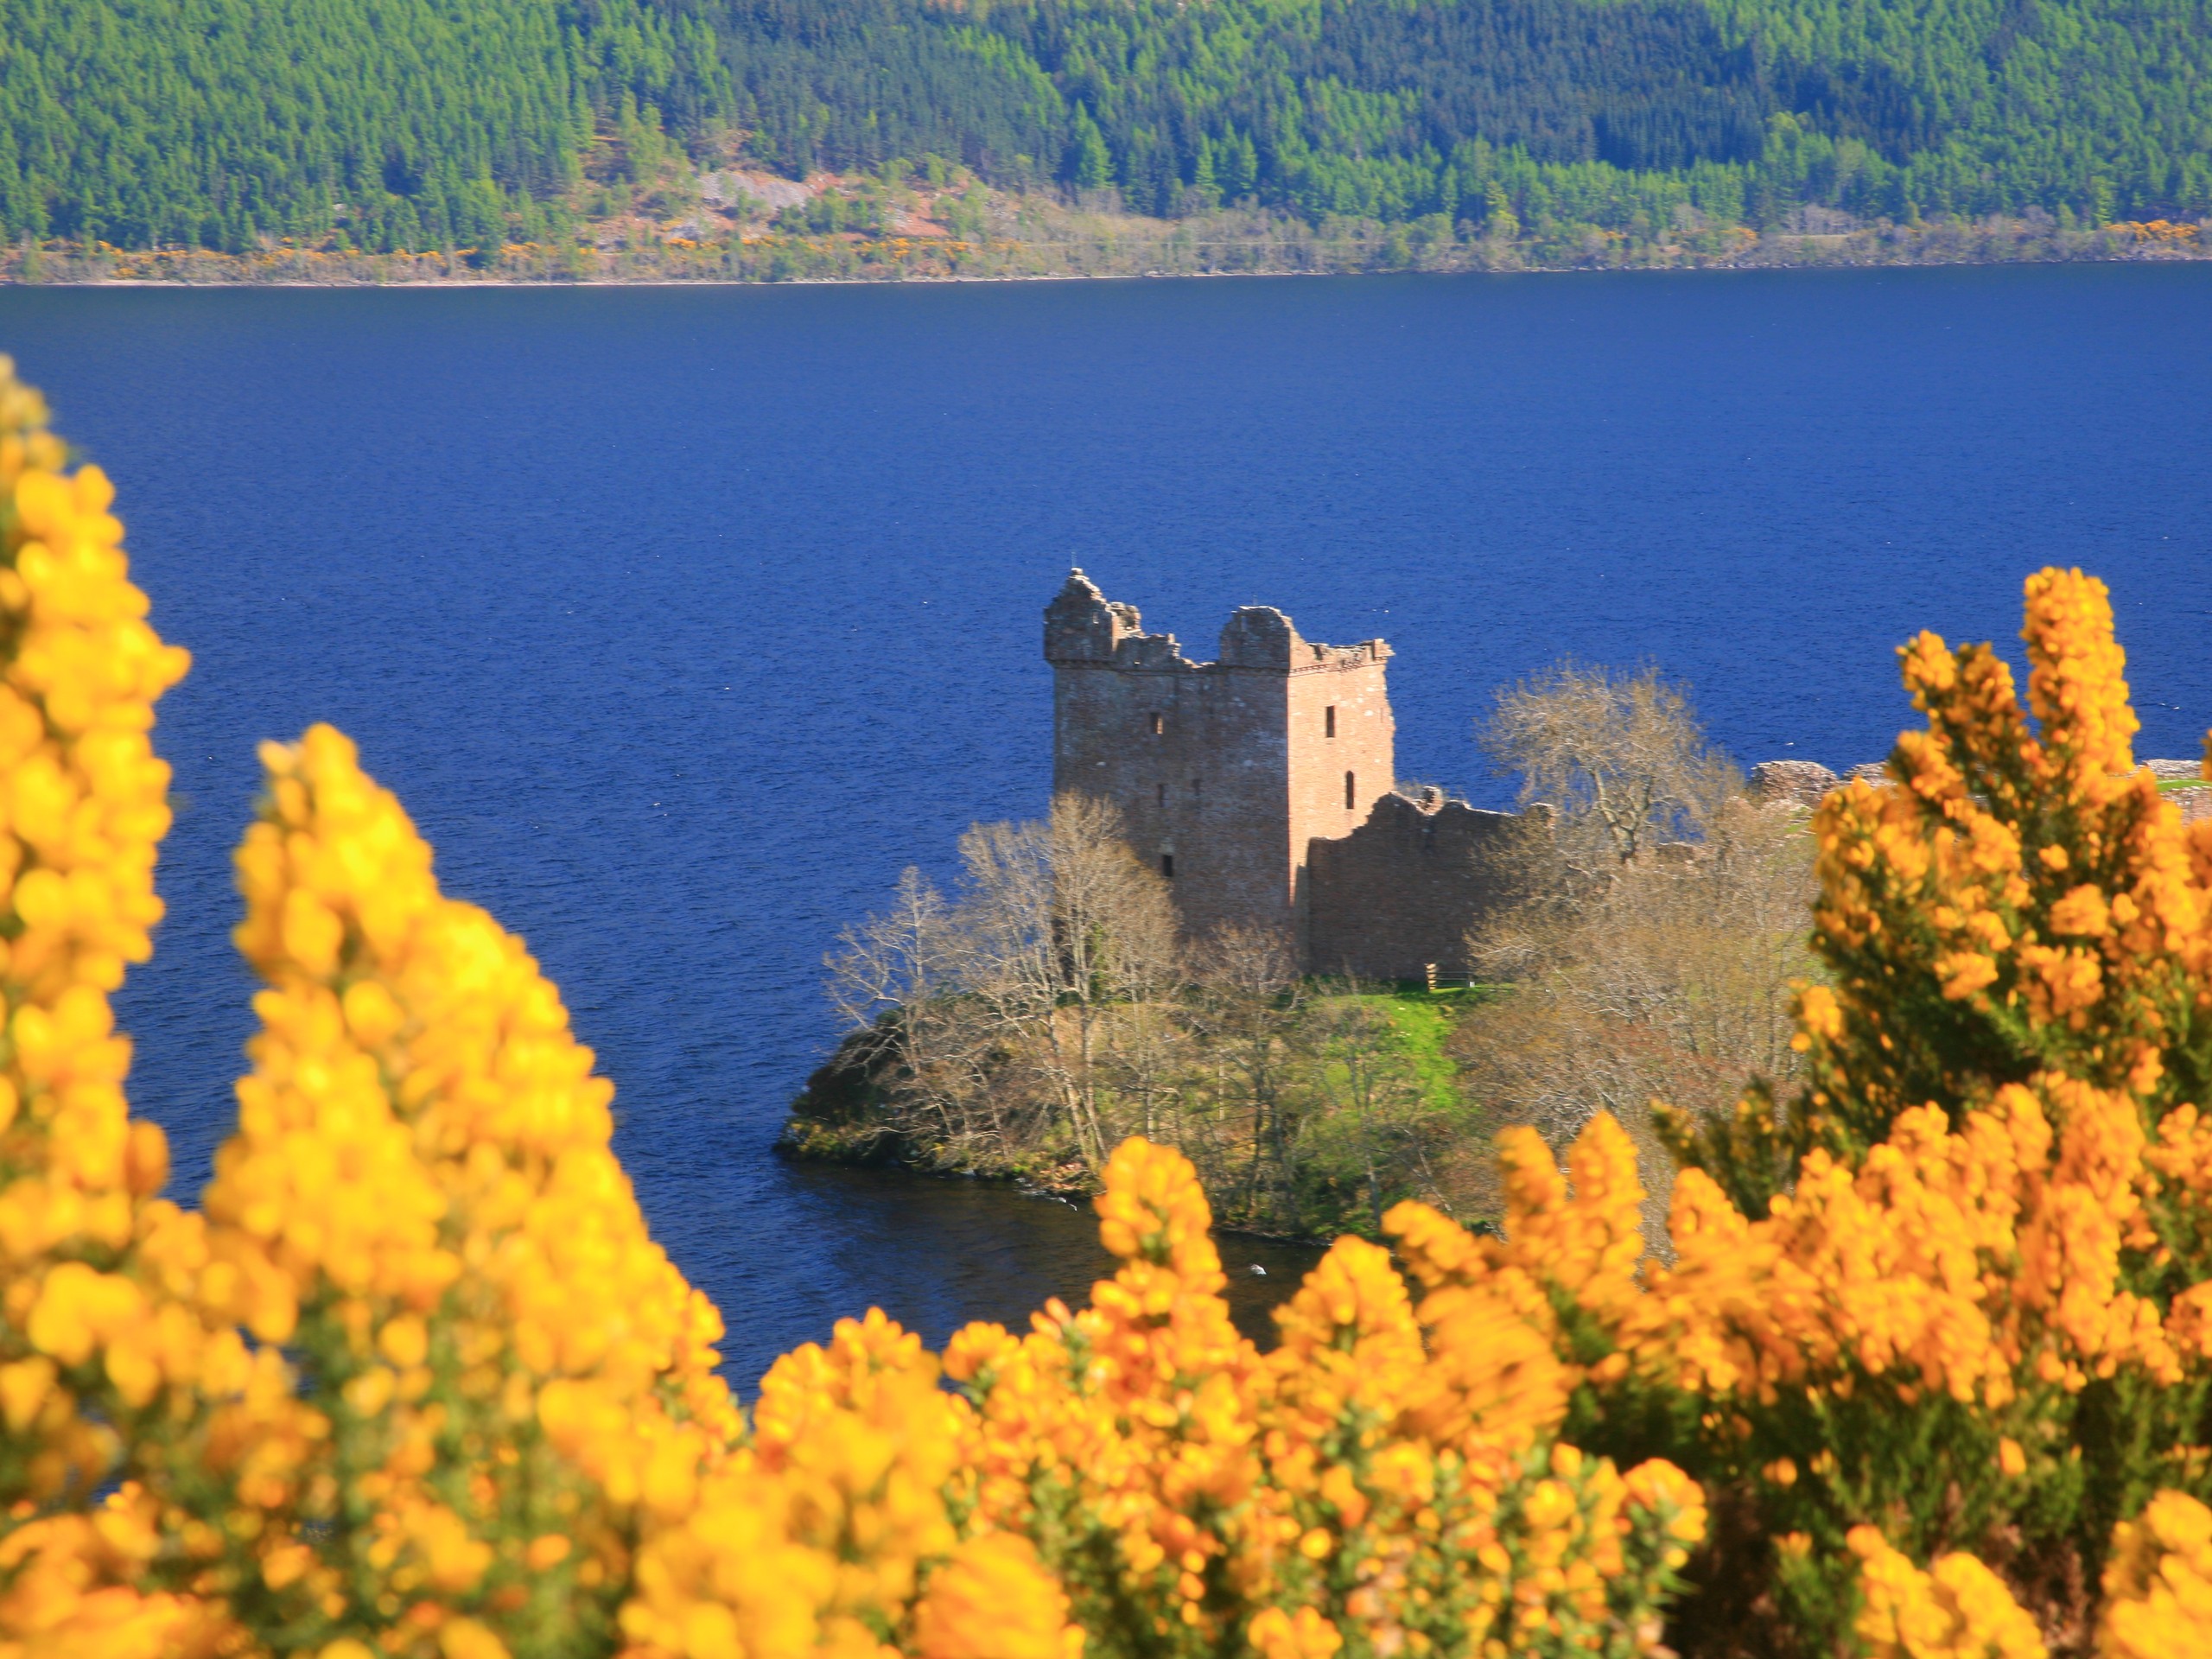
1044 569 1394 948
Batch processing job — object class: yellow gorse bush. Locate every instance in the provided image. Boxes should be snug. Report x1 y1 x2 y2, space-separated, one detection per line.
0 364 219 1659
943 1133 1702 1659
1847 1527 2046 1659
0 355 2210 1659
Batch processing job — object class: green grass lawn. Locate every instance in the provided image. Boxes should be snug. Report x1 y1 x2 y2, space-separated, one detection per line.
1324 988 1487 1112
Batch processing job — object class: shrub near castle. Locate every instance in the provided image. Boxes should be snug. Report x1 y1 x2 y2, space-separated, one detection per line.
803 607 1817 1238
0 356 2209 1659
796 797 1492 1237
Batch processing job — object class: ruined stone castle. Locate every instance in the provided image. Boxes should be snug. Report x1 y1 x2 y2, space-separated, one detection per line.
1046 572 2212 981
1045 570 1527 981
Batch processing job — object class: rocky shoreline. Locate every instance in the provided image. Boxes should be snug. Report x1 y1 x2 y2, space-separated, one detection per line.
7 209 2205 289
1750 756 2212 819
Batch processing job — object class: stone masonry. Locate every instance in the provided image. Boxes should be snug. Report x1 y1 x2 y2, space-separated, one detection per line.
1046 570 1523 978
1047 575 2212 977
1305 789 1535 981
1046 569 1395 949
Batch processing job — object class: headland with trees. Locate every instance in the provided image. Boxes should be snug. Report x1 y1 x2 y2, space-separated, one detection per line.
784 660 1825 1241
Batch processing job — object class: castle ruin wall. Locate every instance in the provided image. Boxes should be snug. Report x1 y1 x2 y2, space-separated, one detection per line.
1047 570 1541 977
1305 791 1535 982
1046 570 1394 950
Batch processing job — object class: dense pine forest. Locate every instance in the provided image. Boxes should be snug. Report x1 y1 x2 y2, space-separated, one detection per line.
1 0 2206 260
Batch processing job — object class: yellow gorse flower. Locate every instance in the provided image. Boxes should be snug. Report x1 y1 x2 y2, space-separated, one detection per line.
3 355 2212 1659
945 1136 1700 1659
2099 1490 2212 1659
1849 1525 2048 1659
0 360 236 1659
182 720 747 1653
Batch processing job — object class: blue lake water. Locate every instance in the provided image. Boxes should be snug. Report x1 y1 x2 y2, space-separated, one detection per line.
3 264 2209 1387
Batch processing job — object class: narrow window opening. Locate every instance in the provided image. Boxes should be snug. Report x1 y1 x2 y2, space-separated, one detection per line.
1149 712 1164 736
1325 705 1337 738
1160 854 1175 879
1345 771 1357 810
1156 783 1166 809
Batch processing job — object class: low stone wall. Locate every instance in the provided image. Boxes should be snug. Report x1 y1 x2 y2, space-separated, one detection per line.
1294 756 2212 982
1304 789 1534 982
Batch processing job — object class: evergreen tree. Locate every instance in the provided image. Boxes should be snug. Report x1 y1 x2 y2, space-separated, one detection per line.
1067 107 1113 189
0 0 2203 251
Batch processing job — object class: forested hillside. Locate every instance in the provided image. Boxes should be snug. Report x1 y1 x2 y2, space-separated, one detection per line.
1 0 2206 254
0 0 727 249
698 0 2212 227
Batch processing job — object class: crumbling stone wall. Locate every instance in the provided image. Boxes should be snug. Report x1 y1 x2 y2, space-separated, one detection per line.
1306 789 1535 982
1045 572 1556 978
1046 570 1392 948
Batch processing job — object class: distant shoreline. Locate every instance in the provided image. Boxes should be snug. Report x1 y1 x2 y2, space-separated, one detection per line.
8 214 2205 289
17 260 2210 292
22 255 2212 292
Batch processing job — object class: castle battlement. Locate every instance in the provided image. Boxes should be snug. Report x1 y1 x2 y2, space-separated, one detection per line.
1046 569 1389 677
1046 571 1521 977
1045 569 1396 951
1293 639 1391 673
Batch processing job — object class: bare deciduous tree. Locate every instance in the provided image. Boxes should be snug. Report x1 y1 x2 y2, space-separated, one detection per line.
823 865 988 1159
1183 925 1306 1229
1459 663 1821 1236
1458 803 1815 1136
822 795 1181 1175
956 795 1181 1168
1483 660 1741 868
